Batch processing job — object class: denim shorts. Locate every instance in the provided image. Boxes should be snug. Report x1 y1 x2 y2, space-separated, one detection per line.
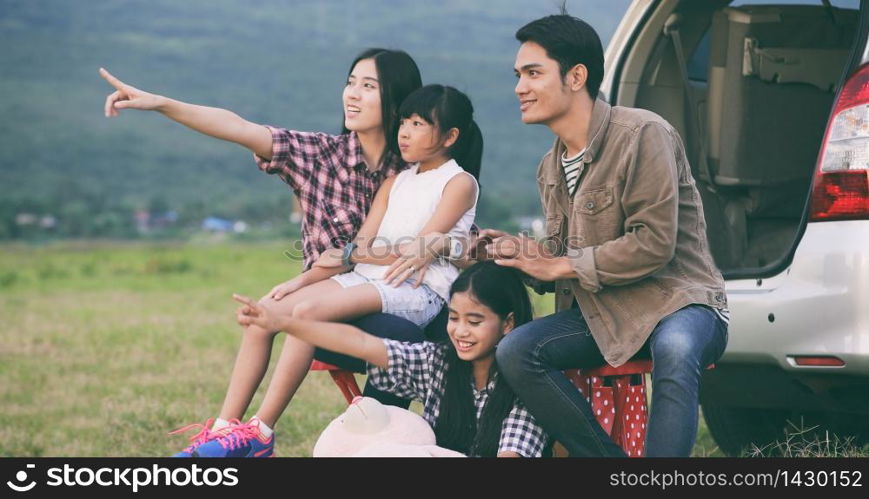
330 270 444 328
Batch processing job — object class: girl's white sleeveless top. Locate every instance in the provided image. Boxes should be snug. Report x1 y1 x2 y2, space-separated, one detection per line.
354 159 478 301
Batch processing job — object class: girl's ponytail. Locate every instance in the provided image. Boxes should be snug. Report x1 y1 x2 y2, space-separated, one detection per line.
451 119 483 184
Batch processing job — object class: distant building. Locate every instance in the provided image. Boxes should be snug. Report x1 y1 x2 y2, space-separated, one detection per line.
135 210 179 233
202 217 234 233
40 215 56 229
15 213 38 226
14 213 57 232
135 210 150 233
151 210 178 229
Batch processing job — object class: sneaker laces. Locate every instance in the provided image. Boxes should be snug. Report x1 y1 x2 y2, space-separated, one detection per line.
216 422 262 451
170 418 239 451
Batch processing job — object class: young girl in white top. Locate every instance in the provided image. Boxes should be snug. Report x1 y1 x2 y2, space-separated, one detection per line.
173 85 483 457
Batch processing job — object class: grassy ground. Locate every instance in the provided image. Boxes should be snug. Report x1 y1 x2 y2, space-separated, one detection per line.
0 240 731 457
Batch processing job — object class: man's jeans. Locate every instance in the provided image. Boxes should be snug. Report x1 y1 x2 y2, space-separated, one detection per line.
496 304 728 457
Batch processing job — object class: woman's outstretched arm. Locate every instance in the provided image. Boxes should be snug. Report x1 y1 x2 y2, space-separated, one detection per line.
233 294 389 368
99 68 273 159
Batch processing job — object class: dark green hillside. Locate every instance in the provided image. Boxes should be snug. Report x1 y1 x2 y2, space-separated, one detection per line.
0 0 630 238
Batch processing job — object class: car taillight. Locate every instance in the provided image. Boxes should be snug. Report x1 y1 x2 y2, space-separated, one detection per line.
789 356 846 367
810 63 869 221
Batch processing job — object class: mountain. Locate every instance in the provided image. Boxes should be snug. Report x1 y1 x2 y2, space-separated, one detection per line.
0 0 631 237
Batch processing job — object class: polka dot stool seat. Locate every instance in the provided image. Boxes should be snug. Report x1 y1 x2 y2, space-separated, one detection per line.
309 360 362 404
565 359 653 457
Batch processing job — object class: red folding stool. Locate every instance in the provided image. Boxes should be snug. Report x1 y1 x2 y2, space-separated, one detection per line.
309 360 362 404
565 359 653 457
564 360 715 457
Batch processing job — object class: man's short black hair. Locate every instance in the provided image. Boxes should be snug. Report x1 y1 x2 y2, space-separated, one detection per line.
515 14 605 99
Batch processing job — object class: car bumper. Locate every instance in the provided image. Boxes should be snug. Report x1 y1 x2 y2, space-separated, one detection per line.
701 220 869 411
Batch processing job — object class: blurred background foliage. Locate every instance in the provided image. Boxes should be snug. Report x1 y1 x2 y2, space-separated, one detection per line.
0 0 630 240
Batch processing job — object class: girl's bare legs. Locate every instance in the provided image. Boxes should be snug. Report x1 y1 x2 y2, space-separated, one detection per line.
217 279 345 421
253 283 383 428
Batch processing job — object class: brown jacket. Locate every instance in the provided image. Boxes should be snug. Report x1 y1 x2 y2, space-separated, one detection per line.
539 98 726 367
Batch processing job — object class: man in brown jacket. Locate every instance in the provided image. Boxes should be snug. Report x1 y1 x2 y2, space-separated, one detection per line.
487 14 729 457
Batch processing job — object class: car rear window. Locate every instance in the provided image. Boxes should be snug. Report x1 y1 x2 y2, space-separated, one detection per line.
732 0 857 7
686 0 860 82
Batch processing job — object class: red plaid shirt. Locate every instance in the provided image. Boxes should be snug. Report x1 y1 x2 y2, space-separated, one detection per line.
255 127 407 269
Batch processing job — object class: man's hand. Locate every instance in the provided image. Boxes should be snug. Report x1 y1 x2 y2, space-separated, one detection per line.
471 228 513 261
485 231 574 282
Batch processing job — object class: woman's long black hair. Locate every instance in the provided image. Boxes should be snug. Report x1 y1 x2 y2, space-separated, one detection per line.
397 84 484 185
341 48 422 167
433 261 533 456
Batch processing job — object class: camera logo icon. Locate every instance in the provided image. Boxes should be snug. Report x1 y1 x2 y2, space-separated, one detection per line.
7 464 36 492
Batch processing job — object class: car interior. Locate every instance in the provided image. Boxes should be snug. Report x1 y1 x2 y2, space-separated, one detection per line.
612 0 861 275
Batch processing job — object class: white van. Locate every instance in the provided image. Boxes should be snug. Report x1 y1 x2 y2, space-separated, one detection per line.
604 0 868 455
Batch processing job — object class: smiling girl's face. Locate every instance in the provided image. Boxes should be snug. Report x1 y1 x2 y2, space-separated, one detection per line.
447 291 513 362
343 58 383 134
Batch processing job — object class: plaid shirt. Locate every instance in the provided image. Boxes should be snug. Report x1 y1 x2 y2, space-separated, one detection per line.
255 127 407 270
368 339 549 457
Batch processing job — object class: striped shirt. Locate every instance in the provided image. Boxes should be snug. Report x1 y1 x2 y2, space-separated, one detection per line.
367 339 549 457
561 148 586 197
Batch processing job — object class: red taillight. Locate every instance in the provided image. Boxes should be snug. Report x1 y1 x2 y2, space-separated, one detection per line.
810 170 869 220
791 356 846 367
810 63 869 222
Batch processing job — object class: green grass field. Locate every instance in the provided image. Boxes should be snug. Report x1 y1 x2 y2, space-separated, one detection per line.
0 240 729 457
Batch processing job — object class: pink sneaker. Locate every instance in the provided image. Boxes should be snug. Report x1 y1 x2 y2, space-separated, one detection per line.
170 418 239 457
191 417 275 458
